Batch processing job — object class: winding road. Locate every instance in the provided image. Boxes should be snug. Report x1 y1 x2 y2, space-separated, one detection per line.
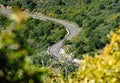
0 8 80 63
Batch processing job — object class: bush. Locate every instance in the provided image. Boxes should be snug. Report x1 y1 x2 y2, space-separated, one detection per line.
55 9 62 14
69 26 120 83
83 0 91 4
47 26 120 83
0 10 46 83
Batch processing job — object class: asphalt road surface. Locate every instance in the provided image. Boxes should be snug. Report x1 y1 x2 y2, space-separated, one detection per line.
0 8 80 63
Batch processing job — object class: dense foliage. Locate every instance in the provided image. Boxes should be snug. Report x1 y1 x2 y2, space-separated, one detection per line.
48 26 120 83
23 18 67 52
0 11 70 82
0 13 46 82
0 12 67 51
0 1 120 82
1 0 120 58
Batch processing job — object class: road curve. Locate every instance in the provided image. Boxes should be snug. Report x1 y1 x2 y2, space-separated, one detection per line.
0 8 80 62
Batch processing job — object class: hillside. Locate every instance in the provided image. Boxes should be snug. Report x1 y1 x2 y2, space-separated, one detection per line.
0 0 120 83
0 0 120 58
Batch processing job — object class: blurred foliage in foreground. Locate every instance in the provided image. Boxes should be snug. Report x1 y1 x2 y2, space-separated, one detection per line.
47 26 120 83
0 10 74 83
0 12 46 82
1 8 120 83
69 26 120 83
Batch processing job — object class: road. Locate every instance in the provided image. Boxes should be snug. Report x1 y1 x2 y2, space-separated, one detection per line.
0 8 80 63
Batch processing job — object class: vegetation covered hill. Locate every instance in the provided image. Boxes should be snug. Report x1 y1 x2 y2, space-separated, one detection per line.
1 11 120 82
0 12 77 82
0 14 67 52
0 0 120 58
0 0 120 82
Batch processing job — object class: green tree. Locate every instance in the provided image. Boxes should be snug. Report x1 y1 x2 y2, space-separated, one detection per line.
0 11 46 83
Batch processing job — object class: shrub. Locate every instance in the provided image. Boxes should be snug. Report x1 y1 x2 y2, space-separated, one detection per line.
69 26 120 83
0 10 46 83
